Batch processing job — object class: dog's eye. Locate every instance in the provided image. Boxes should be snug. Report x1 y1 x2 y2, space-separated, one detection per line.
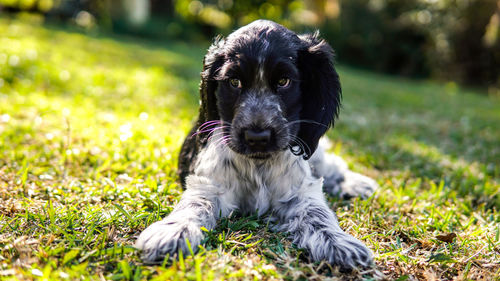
229 78 242 89
277 78 291 88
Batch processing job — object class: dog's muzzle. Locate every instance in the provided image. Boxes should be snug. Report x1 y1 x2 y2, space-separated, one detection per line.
230 92 289 156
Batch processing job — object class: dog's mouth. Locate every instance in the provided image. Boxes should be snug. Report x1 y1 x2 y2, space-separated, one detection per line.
245 152 272 159
224 138 280 159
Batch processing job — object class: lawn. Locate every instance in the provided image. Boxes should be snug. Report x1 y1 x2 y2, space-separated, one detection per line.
0 15 499 280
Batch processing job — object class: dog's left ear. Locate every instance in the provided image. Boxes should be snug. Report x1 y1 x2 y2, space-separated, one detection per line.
296 32 341 159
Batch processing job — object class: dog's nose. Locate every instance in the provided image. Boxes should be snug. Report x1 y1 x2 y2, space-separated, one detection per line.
244 129 271 149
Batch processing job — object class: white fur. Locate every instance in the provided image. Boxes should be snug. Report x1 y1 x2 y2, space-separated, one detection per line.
136 131 377 268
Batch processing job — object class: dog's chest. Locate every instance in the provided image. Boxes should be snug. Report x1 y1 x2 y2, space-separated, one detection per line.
194 144 310 214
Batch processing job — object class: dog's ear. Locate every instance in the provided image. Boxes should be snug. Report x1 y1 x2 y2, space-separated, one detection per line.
295 32 341 159
197 37 225 143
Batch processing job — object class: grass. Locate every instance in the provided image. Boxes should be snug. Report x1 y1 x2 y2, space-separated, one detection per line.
0 14 499 280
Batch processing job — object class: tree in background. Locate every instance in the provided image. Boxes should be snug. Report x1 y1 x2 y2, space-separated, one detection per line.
425 0 500 89
0 0 499 91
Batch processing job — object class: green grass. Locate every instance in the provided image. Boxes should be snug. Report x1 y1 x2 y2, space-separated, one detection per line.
0 14 499 280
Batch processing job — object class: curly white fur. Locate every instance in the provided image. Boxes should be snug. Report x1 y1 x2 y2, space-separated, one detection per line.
136 132 378 268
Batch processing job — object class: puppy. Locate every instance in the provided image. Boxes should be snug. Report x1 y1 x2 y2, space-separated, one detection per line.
136 20 378 270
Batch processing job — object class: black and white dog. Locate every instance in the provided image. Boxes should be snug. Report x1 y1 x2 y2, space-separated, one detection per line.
136 20 378 269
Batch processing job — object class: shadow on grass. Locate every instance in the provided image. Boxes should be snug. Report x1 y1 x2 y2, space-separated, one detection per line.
331 67 499 208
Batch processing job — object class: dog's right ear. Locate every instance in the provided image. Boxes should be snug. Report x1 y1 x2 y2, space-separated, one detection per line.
197 37 225 142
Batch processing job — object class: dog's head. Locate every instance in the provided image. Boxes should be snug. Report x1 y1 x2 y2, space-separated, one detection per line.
197 20 341 160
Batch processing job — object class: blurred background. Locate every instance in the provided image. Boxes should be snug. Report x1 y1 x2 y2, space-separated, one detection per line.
1 0 499 93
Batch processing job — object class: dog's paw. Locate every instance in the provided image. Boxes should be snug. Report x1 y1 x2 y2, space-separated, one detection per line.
135 220 204 263
339 171 378 199
311 232 373 270
324 171 378 200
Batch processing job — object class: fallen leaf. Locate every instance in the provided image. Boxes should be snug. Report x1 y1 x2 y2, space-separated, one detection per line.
436 232 457 243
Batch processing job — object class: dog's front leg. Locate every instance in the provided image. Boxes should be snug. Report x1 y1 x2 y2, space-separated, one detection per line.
136 176 234 262
273 178 373 270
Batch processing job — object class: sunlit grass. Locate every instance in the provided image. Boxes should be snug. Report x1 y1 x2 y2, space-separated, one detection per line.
0 15 499 280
